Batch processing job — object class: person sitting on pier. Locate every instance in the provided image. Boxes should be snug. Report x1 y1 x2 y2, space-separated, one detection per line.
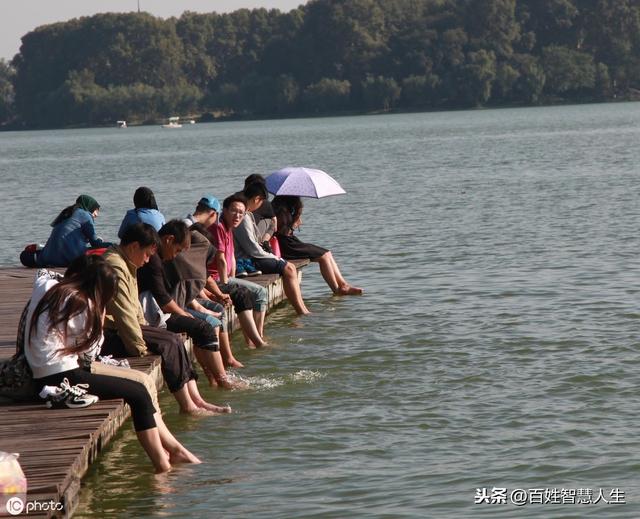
118 186 166 238
204 193 270 344
244 174 277 248
272 195 362 296
100 223 229 415
174 222 245 367
137 219 242 389
234 184 311 315
25 255 201 473
184 195 266 349
20 195 110 268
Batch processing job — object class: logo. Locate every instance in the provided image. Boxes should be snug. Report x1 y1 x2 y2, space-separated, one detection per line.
6 496 24 515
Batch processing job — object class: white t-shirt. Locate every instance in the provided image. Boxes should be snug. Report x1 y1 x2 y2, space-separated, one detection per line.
24 271 103 379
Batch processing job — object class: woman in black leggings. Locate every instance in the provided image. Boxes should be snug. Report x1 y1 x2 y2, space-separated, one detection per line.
25 255 201 473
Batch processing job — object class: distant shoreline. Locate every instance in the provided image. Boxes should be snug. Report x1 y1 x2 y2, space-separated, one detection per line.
3 95 640 133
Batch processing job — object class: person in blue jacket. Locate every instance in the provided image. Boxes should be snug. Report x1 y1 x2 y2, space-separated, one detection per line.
118 186 166 238
24 195 110 267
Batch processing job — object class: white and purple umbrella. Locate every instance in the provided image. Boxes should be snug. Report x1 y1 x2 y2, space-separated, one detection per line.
265 167 346 198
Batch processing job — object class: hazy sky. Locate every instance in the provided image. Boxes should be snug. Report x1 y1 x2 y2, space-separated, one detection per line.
1 1 306 61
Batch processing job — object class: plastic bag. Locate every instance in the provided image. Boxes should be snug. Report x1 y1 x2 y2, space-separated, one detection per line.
0 451 27 515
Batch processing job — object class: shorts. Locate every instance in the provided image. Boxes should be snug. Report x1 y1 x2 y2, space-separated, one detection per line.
252 257 287 275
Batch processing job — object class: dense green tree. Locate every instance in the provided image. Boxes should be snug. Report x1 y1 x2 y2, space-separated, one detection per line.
302 78 351 112
208 82 241 112
361 75 401 110
0 59 15 124
492 62 520 100
8 0 640 128
239 73 278 114
274 74 300 113
510 53 546 103
458 50 497 106
573 0 640 91
295 0 387 83
541 45 595 95
12 13 186 126
462 0 520 58
400 74 440 108
594 62 612 98
515 0 578 51
175 12 217 90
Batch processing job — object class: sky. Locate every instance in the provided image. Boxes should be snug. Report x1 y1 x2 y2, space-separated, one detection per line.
0 0 306 61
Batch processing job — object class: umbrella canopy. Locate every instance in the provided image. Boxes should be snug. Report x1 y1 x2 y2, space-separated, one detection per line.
265 167 346 198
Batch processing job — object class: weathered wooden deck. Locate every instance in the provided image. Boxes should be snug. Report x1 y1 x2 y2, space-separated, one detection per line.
0 261 307 518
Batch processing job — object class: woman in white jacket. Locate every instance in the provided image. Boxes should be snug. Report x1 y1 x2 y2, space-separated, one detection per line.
25 255 201 473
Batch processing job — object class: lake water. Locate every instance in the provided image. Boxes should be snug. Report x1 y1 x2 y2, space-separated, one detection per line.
1 104 640 517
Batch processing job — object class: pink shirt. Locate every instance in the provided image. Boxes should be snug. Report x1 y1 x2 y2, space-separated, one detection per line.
207 221 234 280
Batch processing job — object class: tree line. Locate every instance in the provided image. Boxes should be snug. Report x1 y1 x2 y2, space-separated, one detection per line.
2 0 640 129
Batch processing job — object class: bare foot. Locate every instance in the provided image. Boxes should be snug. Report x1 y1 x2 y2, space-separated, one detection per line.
337 284 363 296
180 406 218 417
216 376 249 390
198 401 232 413
169 447 202 465
226 359 245 369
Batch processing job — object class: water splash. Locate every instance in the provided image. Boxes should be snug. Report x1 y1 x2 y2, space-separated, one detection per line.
290 370 325 383
229 370 325 390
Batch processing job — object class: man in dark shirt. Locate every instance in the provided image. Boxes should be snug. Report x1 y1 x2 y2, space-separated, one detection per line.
138 219 243 389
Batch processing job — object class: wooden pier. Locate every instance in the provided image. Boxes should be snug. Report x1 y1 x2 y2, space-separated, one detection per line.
0 261 307 518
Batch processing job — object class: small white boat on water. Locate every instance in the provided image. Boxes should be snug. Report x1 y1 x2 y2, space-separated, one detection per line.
162 116 182 129
117 120 127 128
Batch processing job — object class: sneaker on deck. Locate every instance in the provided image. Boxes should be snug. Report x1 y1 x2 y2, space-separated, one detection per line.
40 378 99 409
243 260 262 276
98 355 131 368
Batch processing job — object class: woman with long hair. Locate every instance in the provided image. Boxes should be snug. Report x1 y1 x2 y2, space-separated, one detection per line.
234 185 311 315
25 255 201 473
272 195 362 296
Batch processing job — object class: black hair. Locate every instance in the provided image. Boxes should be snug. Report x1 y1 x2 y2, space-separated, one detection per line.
272 196 303 235
244 174 265 188
223 193 247 210
120 222 160 247
133 187 158 210
31 255 118 355
159 219 190 245
243 182 268 200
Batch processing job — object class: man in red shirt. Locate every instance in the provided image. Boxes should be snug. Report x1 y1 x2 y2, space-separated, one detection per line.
208 193 268 346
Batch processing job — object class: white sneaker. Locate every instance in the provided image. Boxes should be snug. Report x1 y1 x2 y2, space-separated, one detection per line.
98 355 130 368
42 378 99 409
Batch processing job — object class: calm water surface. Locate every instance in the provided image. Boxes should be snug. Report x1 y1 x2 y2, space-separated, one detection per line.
1 104 640 518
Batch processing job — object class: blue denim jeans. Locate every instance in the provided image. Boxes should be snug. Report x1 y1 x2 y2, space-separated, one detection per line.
189 298 225 331
228 277 268 312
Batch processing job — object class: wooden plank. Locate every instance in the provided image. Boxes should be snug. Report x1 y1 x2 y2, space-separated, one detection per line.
0 261 308 518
